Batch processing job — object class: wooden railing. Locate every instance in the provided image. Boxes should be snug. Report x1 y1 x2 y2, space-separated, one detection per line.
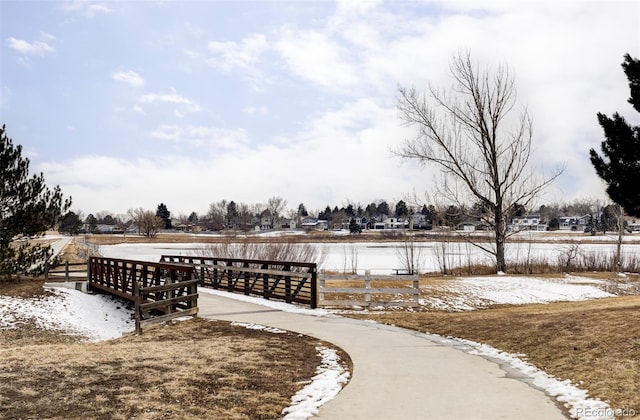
319 270 420 308
44 261 87 281
160 255 318 308
88 257 198 332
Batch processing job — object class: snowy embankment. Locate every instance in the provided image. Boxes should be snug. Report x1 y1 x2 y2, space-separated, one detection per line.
0 287 134 341
421 275 616 311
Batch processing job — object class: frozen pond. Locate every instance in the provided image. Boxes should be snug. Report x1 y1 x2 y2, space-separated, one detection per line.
98 239 640 275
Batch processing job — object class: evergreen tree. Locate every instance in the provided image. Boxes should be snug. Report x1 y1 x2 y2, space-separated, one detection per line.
85 214 98 232
59 211 82 235
349 218 362 234
395 200 408 218
188 211 198 223
297 203 308 217
376 201 390 216
590 54 640 217
0 125 71 278
156 203 172 229
226 201 238 228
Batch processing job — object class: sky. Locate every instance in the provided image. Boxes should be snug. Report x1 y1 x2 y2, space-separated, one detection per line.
1 0 639 218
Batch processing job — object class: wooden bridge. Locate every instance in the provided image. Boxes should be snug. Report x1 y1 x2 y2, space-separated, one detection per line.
87 255 319 332
159 255 318 309
87 257 199 333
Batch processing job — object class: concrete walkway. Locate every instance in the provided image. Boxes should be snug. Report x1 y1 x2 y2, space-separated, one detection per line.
198 292 566 420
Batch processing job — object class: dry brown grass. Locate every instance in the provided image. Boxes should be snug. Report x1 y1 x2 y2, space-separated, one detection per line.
0 280 351 420
346 296 640 417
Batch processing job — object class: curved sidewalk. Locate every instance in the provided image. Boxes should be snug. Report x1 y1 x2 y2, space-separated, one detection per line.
198 292 566 420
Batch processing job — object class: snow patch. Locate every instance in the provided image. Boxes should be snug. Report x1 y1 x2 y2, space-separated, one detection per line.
444 337 615 419
0 287 134 342
281 347 350 419
230 321 286 334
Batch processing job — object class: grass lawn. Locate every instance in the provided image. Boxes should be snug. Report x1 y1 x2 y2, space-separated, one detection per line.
0 279 351 420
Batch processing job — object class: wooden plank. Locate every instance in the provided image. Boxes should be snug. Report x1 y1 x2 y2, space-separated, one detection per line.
320 287 417 294
162 255 316 269
139 307 199 327
139 279 199 293
321 274 418 281
319 299 418 308
197 264 313 279
89 281 135 301
140 294 198 311
319 300 370 307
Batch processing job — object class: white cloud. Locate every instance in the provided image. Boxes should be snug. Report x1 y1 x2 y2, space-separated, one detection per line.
243 106 268 116
207 33 268 72
112 70 145 88
149 124 251 152
7 37 55 56
61 0 111 17
138 90 201 113
275 29 360 91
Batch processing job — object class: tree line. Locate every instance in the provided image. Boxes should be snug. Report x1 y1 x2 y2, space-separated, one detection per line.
1 52 638 278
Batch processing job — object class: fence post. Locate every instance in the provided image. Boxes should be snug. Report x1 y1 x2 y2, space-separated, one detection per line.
413 274 420 306
284 265 292 303
134 280 142 334
311 265 318 309
364 270 371 307
86 258 92 292
44 262 50 282
64 261 70 282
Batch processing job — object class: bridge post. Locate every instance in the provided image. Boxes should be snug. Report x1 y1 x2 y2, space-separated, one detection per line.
134 280 141 334
311 265 318 309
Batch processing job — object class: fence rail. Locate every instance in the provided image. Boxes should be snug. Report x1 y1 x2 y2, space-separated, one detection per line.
44 262 87 282
88 257 198 332
160 255 318 308
319 270 420 308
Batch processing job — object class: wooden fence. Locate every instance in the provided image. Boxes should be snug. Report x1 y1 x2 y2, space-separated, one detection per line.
160 255 318 308
88 257 199 332
319 270 420 308
44 261 87 282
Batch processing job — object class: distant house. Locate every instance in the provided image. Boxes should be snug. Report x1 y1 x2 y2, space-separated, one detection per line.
383 217 407 229
510 214 543 231
626 218 640 233
281 219 296 229
559 215 591 231
301 218 329 231
410 213 432 230
456 221 490 231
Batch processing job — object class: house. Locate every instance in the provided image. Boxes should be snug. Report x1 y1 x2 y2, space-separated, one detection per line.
559 215 591 231
281 219 296 229
626 219 640 232
301 218 329 231
510 214 542 231
410 213 432 230
456 221 490 231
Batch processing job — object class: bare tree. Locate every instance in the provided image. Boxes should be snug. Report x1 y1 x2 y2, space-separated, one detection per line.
207 200 228 231
266 196 287 228
396 51 563 272
127 208 164 238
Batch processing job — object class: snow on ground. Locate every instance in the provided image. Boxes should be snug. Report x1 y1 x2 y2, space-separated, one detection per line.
282 347 350 420
421 275 616 311
227 320 350 419
0 273 632 419
439 336 616 420
0 286 134 342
